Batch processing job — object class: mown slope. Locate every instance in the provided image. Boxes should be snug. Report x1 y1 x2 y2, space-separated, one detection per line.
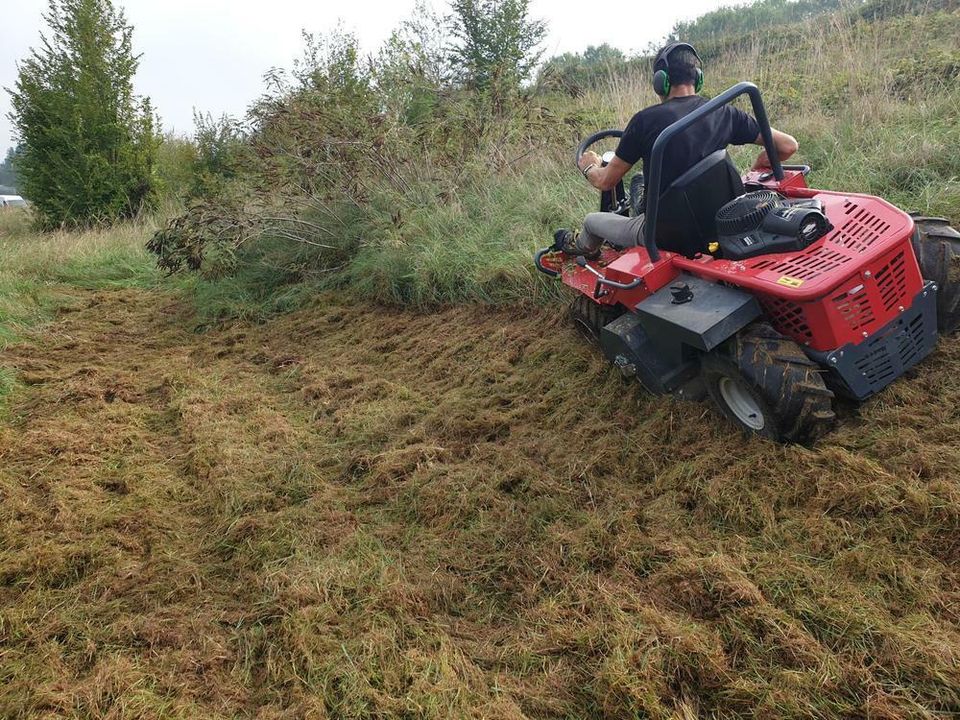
3 284 960 718
4 2 960 717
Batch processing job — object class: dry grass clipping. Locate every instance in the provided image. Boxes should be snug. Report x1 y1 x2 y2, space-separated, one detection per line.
2 287 960 718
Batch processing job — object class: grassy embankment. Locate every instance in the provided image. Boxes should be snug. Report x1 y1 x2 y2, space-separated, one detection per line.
2 2 960 718
176 5 960 317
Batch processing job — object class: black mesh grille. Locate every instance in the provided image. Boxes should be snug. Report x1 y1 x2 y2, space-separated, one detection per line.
759 295 813 344
830 284 938 399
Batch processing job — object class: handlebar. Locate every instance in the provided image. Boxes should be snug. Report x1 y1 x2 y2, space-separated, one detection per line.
534 247 560 278
575 257 643 289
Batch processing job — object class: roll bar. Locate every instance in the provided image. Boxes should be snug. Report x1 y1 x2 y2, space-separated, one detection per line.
643 82 783 262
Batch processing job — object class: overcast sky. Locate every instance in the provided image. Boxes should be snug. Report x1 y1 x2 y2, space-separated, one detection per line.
1 0 733 156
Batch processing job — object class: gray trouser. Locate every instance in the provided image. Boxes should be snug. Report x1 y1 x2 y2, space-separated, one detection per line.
577 212 646 253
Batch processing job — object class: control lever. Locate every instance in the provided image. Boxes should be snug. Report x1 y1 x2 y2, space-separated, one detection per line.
574 256 644 290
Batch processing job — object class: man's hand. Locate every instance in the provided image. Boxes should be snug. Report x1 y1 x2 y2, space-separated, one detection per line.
751 150 772 171
579 153 632 192
578 150 602 174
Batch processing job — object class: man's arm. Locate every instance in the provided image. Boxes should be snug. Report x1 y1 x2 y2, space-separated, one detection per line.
577 151 633 192
752 128 799 170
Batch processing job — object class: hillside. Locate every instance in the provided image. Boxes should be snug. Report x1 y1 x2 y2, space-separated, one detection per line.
2 0 960 717
142 1 960 316
3 224 960 717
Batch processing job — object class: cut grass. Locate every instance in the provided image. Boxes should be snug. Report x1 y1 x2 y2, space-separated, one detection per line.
0 210 163 411
2 287 960 717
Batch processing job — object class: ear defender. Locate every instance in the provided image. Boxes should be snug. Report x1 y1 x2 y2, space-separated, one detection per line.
652 42 704 96
652 69 670 97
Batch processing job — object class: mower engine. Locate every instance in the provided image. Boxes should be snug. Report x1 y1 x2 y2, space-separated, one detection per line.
716 192 832 260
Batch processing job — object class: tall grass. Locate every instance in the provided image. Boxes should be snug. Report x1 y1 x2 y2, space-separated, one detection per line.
705 7 960 215
0 209 162 410
172 5 960 320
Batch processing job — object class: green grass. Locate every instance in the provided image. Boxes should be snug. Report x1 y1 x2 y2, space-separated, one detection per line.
164 7 960 322
178 161 595 323
341 162 592 306
0 209 163 410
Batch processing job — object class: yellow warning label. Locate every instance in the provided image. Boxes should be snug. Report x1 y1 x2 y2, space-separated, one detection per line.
777 276 805 288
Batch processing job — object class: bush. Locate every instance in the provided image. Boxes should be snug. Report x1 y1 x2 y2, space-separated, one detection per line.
892 49 960 96
155 133 198 201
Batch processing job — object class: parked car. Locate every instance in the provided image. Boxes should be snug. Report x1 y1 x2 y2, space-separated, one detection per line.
0 195 28 209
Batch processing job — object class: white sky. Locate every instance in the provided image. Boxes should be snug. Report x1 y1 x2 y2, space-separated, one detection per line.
0 0 733 155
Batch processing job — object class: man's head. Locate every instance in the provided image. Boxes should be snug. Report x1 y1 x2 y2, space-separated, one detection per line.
652 42 703 97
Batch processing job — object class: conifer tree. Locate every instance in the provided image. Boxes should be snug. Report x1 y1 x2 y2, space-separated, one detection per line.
7 0 159 227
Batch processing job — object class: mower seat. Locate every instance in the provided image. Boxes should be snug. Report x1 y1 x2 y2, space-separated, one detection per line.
654 150 744 257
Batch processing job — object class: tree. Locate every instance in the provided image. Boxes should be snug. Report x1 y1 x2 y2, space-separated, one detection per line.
7 0 159 228
0 146 21 189
374 2 451 127
539 44 629 96
448 0 546 110
190 111 245 198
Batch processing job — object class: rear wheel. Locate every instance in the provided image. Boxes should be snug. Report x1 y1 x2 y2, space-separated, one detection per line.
701 323 835 443
910 214 960 333
569 295 623 345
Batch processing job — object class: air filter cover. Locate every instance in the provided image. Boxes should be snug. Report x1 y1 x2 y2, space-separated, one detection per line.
715 190 784 235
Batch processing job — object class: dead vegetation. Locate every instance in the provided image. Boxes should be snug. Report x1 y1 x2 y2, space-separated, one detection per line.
2 286 960 718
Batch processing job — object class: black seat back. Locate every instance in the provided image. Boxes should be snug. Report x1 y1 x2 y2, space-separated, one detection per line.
654 150 744 257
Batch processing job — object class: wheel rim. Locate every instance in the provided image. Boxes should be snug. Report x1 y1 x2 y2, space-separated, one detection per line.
718 377 765 431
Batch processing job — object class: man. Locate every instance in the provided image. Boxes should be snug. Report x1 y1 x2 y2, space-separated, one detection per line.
555 42 799 257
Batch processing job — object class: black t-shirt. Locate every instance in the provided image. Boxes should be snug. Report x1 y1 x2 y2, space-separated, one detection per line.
615 95 760 206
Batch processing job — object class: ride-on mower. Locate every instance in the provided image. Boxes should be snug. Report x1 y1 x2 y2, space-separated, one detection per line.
535 83 960 443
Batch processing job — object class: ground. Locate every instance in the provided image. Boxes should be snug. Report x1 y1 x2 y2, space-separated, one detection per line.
2 286 960 718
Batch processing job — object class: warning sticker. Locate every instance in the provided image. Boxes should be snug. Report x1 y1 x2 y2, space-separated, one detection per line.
777 276 805 288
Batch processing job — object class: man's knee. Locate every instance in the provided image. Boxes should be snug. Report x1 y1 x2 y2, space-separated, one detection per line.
583 212 621 233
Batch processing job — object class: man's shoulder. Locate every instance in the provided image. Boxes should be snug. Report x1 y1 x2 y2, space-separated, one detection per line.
624 103 660 133
628 97 707 127
629 102 662 123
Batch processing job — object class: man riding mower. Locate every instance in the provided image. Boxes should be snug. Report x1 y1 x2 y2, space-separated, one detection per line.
535 42 960 443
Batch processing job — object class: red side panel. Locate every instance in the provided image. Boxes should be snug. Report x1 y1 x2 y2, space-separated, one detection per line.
677 190 922 351
559 246 681 309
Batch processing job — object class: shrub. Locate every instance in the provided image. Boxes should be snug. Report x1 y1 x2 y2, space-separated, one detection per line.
892 49 960 96
155 133 198 201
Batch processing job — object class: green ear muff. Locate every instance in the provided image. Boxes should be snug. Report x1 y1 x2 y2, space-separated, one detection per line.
653 69 670 96
652 42 704 96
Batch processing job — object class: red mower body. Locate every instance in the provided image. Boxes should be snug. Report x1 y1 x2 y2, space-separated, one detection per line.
537 83 947 438
540 167 939 402
545 169 924 354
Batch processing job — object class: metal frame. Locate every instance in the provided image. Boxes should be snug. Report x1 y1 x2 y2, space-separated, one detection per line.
643 82 784 262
